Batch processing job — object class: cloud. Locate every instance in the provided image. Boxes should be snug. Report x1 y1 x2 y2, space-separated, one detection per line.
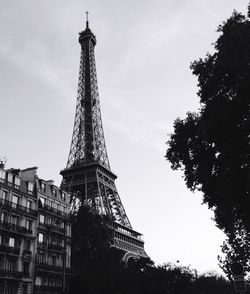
0 33 73 103
106 107 167 153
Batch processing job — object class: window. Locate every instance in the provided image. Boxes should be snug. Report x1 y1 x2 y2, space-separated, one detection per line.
6 258 15 271
12 195 19 208
0 212 5 222
38 233 44 243
28 182 34 194
51 235 57 244
14 177 20 188
27 200 32 210
11 216 18 226
0 190 7 200
37 252 45 264
24 239 31 251
52 188 57 197
47 200 52 207
47 217 51 225
0 169 5 181
7 173 13 184
23 261 30 275
9 237 15 247
41 182 46 193
52 256 56 266
66 224 71 237
39 197 45 207
39 215 45 224
61 192 66 201
35 276 42 286
26 219 32 230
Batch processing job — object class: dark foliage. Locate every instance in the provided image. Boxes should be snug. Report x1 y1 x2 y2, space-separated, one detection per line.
68 205 234 293
166 6 250 276
69 205 124 294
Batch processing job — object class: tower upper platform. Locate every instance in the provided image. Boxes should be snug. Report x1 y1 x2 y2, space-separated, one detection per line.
79 20 97 46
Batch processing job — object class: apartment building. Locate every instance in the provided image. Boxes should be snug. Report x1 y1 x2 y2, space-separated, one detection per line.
35 177 71 294
0 163 71 294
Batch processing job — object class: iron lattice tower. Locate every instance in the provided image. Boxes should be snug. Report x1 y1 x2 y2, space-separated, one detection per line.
60 18 146 258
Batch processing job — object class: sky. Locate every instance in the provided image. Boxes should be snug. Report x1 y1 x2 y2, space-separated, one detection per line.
0 0 249 275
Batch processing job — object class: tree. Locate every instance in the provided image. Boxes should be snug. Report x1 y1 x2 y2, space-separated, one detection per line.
69 205 124 294
166 6 250 276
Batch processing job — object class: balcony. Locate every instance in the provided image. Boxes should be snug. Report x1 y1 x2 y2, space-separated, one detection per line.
39 203 69 219
0 244 20 255
39 223 65 235
36 263 64 273
0 198 37 217
0 220 33 236
36 263 72 275
34 285 62 293
37 242 64 252
48 243 64 252
0 269 23 279
49 225 65 234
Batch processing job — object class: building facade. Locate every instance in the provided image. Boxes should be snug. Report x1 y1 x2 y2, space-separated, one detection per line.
0 163 71 294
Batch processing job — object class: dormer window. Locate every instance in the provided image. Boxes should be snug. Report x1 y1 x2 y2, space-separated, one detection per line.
28 182 34 194
14 177 21 189
61 192 66 201
7 173 13 184
0 170 5 183
52 188 57 197
41 182 46 193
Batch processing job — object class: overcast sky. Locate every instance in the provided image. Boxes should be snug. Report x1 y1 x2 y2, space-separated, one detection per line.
0 0 249 275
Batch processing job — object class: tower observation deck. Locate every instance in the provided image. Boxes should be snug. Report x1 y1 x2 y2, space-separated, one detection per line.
60 18 147 259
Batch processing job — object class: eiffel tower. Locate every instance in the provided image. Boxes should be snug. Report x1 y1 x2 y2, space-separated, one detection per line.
60 15 146 260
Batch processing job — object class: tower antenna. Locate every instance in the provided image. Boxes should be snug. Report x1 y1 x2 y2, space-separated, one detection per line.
86 11 89 28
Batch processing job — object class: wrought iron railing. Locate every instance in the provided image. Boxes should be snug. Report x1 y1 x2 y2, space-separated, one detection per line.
47 243 64 251
36 263 64 273
39 223 65 234
0 198 37 216
39 203 69 219
0 220 33 235
35 262 72 275
0 269 24 279
34 285 62 292
0 244 20 255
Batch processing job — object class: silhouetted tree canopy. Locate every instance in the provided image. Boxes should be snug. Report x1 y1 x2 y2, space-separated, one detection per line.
69 206 234 293
69 205 124 294
166 7 250 276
